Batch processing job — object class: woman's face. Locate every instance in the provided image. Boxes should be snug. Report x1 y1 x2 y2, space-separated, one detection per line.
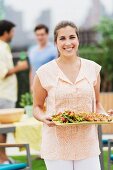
56 26 79 58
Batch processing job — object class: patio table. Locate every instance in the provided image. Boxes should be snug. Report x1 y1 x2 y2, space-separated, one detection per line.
0 117 42 151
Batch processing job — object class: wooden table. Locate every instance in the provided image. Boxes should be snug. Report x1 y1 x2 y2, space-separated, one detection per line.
0 117 42 152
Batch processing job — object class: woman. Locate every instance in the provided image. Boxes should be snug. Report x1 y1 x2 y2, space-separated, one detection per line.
33 21 107 170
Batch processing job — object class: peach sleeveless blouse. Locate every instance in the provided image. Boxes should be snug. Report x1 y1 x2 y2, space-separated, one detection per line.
36 58 101 160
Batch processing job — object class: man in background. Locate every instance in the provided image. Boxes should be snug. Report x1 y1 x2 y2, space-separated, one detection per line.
28 24 57 90
0 20 28 164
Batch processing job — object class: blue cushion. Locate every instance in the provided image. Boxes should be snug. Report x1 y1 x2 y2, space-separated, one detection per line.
110 154 113 161
0 163 27 170
102 139 108 145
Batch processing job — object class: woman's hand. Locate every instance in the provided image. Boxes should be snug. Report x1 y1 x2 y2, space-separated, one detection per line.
41 115 56 127
108 109 113 115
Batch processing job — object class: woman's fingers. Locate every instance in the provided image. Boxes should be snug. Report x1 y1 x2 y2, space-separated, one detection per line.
45 120 56 127
43 116 56 127
108 109 113 115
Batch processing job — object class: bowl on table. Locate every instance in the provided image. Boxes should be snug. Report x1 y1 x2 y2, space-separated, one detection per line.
0 108 25 124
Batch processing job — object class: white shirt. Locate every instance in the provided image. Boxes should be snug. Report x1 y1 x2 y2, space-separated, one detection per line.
0 40 17 102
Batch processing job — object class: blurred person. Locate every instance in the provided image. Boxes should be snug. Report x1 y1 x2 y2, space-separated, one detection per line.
0 20 28 164
28 24 57 90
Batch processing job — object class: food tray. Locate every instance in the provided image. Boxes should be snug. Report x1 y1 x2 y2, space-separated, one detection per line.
53 121 113 126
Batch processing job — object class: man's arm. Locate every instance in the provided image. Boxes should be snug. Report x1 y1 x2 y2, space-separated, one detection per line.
6 60 29 77
0 61 9 79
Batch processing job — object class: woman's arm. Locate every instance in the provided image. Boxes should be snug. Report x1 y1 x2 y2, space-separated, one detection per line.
32 75 55 127
94 74 107 115
95 74 113 116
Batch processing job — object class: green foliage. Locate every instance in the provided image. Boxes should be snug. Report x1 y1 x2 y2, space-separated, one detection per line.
79 18 113 91
96 18 113 46
19 92 33 107
97 18 113 91
79 45 104 64
11 156 47 170
79 46 106 75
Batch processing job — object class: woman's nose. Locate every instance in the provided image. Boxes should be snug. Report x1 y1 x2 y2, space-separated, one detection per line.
65 40 71 46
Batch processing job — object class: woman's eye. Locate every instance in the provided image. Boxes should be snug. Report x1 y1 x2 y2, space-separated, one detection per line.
59 37 65 40
70 36 76 39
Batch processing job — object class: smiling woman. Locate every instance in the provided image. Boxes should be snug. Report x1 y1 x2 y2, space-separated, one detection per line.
54 21 79 58
32 21 107 170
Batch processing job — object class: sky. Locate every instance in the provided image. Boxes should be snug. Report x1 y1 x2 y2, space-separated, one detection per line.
4 0 113 31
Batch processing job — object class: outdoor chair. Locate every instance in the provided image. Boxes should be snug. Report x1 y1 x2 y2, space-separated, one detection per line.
108 139 113 170
102 138 113 170
102 138 108 147
0 143 32 170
